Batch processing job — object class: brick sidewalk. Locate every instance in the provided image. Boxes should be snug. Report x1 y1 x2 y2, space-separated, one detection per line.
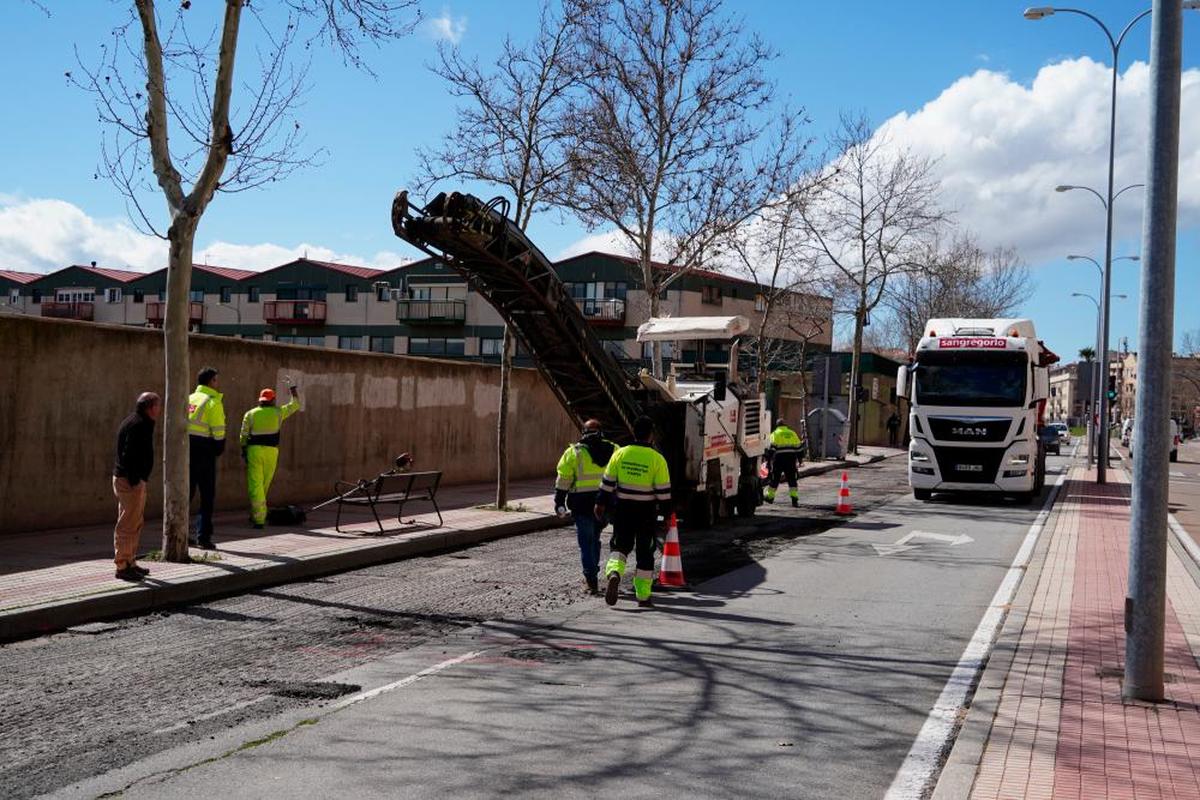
967 467 1200 800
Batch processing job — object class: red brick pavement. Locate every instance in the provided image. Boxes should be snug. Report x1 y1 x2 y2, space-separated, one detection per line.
969 468 1200 800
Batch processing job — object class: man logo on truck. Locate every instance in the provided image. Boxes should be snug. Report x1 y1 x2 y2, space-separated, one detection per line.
951 426 989 437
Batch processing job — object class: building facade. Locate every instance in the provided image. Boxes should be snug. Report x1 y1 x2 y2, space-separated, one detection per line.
5 253 832 373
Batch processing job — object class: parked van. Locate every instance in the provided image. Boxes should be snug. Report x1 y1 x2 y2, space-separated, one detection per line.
1128 418 1180 462
1121 418 1134 446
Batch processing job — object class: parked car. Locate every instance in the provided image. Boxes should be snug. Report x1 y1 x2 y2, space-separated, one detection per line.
1040 426 1061 455
1049 421 1070 443
1128 418 1180 462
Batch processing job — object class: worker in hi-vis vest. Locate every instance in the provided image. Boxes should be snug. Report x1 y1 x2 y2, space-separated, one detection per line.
764 419 804 507
187 367 226 549
595 416 672 608
554 418 617 595
239 381 301 528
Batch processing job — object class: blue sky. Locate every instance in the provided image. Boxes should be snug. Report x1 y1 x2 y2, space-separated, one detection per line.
1 1 1198 360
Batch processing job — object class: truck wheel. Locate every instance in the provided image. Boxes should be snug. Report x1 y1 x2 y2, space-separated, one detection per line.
1171 450 1179 463
913 489 932 502
1014 491 1035 505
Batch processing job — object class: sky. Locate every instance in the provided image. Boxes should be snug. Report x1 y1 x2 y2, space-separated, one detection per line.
1 0 1199 360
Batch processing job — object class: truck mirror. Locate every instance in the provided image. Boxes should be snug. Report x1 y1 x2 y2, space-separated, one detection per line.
714 371 727 402
895 365 908 399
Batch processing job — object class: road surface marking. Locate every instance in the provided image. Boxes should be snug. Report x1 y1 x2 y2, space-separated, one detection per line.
331 650 483 711
882 471 1067 800
1171 471 1187 478
872 530 973 556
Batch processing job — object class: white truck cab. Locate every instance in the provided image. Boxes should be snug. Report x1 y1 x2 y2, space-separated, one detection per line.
896 318 1059 503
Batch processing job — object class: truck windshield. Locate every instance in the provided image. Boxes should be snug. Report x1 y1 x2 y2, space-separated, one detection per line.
915 351 1028 408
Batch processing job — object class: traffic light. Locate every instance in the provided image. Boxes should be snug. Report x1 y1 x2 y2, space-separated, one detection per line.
1107 374 1117 401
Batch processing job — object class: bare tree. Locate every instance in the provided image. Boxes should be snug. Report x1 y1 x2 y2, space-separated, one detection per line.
416 2 579 510
74 0 417 561
562 0 809 377
725 190 825 393
801 113 945 453
885 234 1033 353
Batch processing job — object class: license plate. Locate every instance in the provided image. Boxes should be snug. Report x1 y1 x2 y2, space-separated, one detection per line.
956 464 983 472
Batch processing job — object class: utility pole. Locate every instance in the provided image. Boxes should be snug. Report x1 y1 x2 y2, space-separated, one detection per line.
1125 0 1182 703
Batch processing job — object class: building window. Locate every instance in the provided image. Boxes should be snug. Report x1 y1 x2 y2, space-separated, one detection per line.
602 340 628 360
754 293 766 312
247 286 260 303
105 288 123 303
277 285 327 301
219 286 233 303
338 336 364 351
133 289 145 304
8 289 19 303
276 335 325 347
641 341 676 359
57 289 95 302
31 289 41 304
701 285 722 305
158 290 166 302
480 337 504 357
369 336 394 353
409 337 466 356
345 285 359 302
189 289 205 303
375 283 392 301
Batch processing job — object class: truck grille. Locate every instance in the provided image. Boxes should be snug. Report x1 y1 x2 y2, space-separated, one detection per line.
933 446 1004 484
743 400 761 437
927 417 1012 443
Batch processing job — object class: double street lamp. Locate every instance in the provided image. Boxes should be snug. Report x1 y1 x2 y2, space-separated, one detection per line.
1025 3 1200 481
1067 252 1139 465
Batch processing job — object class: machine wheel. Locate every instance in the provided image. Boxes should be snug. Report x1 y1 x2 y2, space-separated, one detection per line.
735 484 758 517
686 491 713 530
913 489 933 502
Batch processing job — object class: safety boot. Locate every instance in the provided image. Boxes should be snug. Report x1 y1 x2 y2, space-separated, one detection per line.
585 575 599 595
604 572 620 606
637 597 654 608
791 497 799 508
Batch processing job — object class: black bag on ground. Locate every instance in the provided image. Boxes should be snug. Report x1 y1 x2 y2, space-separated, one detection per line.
267 505 307 525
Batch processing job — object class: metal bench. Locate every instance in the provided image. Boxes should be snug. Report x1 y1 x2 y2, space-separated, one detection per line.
333 470 444 533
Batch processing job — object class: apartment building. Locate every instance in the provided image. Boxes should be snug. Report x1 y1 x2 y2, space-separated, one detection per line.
6 252 833 371
1048 362 1098 425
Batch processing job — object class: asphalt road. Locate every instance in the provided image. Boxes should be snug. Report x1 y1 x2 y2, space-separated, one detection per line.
0 460 906 800
25 452 1078 800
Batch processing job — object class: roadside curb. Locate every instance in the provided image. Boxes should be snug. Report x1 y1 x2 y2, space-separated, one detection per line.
0 513 563 643
927 469 1070 800
798 451 896 480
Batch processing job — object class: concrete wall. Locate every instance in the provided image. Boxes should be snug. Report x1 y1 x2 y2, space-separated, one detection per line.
0 315 577 533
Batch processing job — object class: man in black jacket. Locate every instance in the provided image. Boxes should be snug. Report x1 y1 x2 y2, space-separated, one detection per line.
113 392 160 581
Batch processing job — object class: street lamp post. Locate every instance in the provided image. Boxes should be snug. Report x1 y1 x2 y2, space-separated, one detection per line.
1072 291 1128 459
1067 253 1140 465
1028 3 1160 482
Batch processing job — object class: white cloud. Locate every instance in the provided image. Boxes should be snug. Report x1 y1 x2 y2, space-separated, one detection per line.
554 229 637 261
426 8 467 45
0 197 165 272
0 196 410 274
873 57 1200 262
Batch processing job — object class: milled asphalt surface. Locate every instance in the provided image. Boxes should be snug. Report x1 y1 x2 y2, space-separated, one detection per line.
36 454 1075 800
1 459 904 800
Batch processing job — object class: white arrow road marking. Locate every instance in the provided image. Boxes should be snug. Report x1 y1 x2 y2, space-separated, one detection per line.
872 530 974 556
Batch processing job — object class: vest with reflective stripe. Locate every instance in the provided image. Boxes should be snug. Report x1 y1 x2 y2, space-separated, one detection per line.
599 444 672 503
555 440 614 495
240 396 301 448
187 386 226 441
769 425 803 454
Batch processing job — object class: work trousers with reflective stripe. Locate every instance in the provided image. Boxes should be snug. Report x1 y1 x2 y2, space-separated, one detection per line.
610 504 657 571
112 476 146 569
246 445 279 525
189 436 218 541
767 460 799 501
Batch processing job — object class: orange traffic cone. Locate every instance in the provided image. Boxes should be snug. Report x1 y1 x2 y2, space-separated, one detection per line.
658 514 687 588
835 471 853 515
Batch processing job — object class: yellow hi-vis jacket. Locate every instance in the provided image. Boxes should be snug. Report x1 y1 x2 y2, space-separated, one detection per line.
767 424 804 468
598 443 672 510
187 385 226 442
240 396 301 449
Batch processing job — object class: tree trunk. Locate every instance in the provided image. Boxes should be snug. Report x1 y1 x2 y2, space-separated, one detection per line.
496 324 513 509
798 337 810 447
161 218 198 561
848 303 865 455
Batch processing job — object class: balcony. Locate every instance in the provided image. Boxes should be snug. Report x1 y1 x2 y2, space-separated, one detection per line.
41 302 94 321
263 300 327 325
574 298 626 325
396 299 466 324
145 301 204 326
